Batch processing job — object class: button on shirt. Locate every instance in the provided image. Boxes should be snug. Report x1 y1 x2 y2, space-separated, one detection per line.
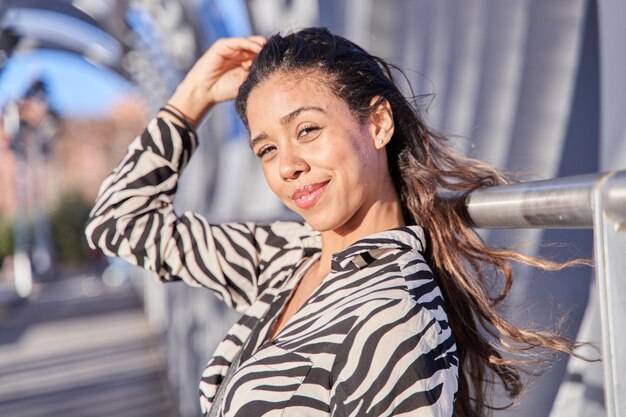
85 117 459 416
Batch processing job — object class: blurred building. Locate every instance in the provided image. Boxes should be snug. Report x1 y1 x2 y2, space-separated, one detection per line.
0 95 147 217
54 97 148 203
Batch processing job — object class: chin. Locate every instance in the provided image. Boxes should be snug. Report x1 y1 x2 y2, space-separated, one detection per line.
298 214 332 231
298 211 351 233
304 220 335 232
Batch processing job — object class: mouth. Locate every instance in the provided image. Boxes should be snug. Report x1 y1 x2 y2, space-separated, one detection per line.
291 180 330 209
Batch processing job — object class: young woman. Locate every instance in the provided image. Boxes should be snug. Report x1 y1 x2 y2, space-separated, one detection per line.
86 28 581 417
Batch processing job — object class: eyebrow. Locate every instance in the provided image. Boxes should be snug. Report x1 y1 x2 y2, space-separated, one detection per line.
249 106 326 150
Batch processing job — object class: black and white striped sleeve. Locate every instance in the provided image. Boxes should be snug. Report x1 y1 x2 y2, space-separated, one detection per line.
329 298 458 417
85 117 266 311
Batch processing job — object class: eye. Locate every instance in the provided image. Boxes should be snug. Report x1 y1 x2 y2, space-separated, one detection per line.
255 145 276 160
297 124 320 138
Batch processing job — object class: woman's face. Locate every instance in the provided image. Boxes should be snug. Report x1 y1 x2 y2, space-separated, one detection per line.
246 71 395 234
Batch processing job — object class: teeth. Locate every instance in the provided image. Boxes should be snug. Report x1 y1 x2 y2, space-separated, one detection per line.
293 181 328 201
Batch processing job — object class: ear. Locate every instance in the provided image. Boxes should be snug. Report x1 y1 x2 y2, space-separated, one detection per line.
368 96 394 149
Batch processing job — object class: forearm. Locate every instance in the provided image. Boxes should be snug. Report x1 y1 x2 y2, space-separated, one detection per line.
84 117 197 266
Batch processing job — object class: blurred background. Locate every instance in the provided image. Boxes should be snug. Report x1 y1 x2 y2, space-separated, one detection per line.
0 1 624 416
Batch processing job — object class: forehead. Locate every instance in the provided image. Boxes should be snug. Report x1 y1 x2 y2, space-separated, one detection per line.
246 71 350 129
255 69 333 96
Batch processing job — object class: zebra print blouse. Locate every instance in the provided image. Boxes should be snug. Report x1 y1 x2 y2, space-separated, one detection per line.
85 117 459 416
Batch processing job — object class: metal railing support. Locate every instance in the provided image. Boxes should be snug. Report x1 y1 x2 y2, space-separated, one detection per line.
592 171 626 417
464 170 626 417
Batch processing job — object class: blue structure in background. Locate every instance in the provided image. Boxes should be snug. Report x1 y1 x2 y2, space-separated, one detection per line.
0 49 133 116
196 0 251 145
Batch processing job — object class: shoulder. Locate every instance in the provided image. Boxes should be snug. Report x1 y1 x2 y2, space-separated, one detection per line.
396 249 444 305
341 244 441 310
343 247 449 335
333 260 455 371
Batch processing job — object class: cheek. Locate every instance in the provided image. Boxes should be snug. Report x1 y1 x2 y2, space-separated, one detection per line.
344 132 375 172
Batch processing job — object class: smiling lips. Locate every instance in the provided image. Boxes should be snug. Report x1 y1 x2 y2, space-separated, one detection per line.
292 180 330 209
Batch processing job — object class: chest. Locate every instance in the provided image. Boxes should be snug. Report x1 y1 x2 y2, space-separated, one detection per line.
215 274 355 417
207 252 413 416
268 260 324 342
220 341 329 417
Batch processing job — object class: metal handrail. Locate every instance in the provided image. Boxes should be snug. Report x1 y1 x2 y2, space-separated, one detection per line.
465 171 626 228
463 169 626 417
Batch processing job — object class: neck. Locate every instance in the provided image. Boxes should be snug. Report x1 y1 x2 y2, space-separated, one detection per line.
316 189 405 278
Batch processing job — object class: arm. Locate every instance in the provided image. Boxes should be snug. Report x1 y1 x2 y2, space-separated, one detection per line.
85 117 262 310
330 298 459 417
85 36 267 312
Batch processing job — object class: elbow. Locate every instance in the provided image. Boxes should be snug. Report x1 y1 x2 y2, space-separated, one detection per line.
84 210 117 254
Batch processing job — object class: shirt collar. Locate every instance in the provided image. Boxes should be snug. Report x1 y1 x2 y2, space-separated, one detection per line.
300 224 427 271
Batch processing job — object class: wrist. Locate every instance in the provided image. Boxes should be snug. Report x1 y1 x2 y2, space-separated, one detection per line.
159 105 196 133
167 82 216 127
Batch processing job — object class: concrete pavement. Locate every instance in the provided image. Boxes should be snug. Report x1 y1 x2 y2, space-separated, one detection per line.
0 273 178 417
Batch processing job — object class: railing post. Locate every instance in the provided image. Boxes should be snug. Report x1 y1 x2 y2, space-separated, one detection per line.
592 171 626 417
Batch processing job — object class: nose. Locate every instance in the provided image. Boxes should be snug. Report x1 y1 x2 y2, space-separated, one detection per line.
279 146 308 180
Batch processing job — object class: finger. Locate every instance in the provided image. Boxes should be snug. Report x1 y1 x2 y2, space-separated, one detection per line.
241 59 253 71
247 35 266 47
217 51 260 69
218 37 265 53
237 38 264 53
237 35 266 46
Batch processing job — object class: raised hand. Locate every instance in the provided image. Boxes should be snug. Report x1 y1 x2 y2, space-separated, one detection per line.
165 36 266 127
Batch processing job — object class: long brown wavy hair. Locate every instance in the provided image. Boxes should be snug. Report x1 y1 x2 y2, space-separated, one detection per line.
235 27 588 417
